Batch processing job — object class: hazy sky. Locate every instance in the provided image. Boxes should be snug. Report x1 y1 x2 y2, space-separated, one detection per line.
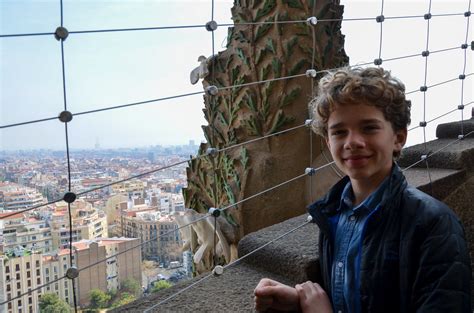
0 0 472 151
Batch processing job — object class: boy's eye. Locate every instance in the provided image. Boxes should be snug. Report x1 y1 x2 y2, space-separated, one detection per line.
330 129 346 136
363 125 380 132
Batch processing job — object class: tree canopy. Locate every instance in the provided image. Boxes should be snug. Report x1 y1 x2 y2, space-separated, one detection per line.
151 280 172 293
39 293 72 313
89 289 111 309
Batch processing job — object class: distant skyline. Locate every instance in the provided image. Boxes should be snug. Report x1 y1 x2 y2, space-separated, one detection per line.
1 0 472 151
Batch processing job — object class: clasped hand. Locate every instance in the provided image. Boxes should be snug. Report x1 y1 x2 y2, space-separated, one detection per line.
254 278 333 313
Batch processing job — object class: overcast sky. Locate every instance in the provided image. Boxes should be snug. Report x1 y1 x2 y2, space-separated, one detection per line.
0 0 472 151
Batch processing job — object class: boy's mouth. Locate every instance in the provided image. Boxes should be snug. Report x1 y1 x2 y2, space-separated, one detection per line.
343 155 371 166
344 155 370 161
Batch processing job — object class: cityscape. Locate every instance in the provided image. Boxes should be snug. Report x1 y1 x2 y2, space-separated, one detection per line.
0 142 200 312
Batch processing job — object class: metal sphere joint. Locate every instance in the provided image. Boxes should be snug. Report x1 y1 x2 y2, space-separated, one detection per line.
66 266 79 279
306 17 318 26
374 58 383 66
212 265 224 276
376 15 385 23
419 86 428 92
208 207 221 218
58 111 73 123
424 13 432 20
63 192 77 204
458 135 465 140
461 44 468 49
306 215 313 222
206 147 218 157
419 121 427 127
305 119 313 127
459 74 466 80
458 105 465 110
305 167 316 176
421 50 430 57
206 85 219 96
465 11 471 17
55 26 69 41
205 21 218 31
305 69 317 78
420 154 428 161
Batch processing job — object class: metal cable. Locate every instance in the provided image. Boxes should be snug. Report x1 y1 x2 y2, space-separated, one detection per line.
421 0 434 195
219 162 335 213
377 0 385 63
209 0 218 270
218 123 307 153
309 2 317 204
59 2 79 309
1 11 468 39
459 0 472 136
405 73 473 95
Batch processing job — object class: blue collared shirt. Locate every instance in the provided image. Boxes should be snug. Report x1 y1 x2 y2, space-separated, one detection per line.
329 177 389 313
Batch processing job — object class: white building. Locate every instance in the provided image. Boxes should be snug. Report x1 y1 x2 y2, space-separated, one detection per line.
0 182 46 212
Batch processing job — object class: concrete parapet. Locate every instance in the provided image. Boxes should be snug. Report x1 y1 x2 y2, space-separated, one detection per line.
398 138 474 170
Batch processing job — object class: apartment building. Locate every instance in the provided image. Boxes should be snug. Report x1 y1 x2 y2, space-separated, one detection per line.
111 180 146 199
119 208 182 263
148 192 184 214
42 250 74 307
0 213 52 254
72 237 141 307
49 199 108 250
0 252 43 313
0 182 46 212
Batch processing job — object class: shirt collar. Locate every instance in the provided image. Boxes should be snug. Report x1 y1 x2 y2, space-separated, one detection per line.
339 176 390 214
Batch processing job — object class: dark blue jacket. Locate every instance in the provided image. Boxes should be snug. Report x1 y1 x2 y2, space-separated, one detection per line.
308 165 471 312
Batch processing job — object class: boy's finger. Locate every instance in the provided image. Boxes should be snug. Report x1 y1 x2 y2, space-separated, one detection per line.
255 296 273 311
254 285 278 297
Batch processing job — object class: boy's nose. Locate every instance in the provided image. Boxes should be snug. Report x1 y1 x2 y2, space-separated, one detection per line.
344 132 365 150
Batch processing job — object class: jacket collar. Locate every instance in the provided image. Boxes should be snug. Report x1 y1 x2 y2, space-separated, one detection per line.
308 163 407 235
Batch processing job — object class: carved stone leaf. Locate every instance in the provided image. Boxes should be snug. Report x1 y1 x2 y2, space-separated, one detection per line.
280 87 301 108
255 0 276 21
283 0 304 9
254 22 272 42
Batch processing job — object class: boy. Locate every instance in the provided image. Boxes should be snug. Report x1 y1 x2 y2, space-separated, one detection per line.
254 67 471 313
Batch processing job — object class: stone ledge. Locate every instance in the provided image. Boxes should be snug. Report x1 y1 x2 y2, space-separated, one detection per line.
403 168 466 200
436 116 474 139
238 214 320 284
398 138 474 170
111 263 297 312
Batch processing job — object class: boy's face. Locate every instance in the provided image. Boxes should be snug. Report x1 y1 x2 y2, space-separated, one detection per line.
326 103 407 188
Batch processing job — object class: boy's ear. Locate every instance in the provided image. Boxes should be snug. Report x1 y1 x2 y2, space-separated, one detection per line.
394 128 407 153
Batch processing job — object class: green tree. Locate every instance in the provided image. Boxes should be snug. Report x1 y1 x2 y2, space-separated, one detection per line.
39 293 72 313
110 292 136 309
151 280 172 293
89 289 111 309
121 278 141 296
